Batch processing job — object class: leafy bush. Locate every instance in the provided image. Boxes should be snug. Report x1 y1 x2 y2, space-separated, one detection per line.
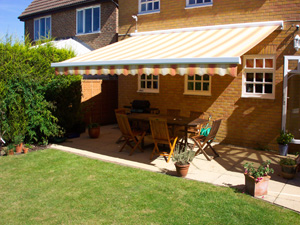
172 144 196 165
243 160 274 180
276 130 294 145
0 36 82 144
280 157 297 166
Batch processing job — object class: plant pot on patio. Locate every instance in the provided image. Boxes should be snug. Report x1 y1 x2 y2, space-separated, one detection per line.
280 157 298 179
172 144 196 178
88 123 100 139
277 131 294 156
243 160 274 197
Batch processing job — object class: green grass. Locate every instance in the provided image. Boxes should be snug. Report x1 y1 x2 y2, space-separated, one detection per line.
0 149 299 224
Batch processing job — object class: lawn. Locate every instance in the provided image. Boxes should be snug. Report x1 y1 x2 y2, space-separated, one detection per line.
0 149 299 224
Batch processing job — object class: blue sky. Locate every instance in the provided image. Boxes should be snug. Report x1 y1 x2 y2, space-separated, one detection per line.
0 0 33 40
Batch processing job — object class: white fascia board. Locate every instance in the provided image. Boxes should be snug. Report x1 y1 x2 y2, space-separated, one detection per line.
130 21 284 37
51 57 241 68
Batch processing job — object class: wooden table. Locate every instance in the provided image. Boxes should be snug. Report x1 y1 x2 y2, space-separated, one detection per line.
127 113 208 144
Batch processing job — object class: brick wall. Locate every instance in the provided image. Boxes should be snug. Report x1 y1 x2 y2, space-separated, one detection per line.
24 1 118 49
117 0 300 150
81 80 118 125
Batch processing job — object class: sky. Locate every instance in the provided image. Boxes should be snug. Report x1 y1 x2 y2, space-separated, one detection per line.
0 0 33 41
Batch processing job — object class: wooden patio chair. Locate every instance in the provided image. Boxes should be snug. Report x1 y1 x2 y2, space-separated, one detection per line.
191 119 222 161
115 108 127 144
187 112 211 136
149 117 178 163
115 113 146 156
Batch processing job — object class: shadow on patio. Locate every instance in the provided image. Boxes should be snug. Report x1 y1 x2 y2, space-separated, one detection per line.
52 124 300 213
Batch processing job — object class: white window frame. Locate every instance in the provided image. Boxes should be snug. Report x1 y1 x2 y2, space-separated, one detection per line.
34 16 51 40
242 55 276 99
138 74 159 93
186 0 213 9
76 5 101 35
184 74 211 96
138 0 160 15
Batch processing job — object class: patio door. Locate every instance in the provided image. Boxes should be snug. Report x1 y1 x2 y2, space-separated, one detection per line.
282 56 300 144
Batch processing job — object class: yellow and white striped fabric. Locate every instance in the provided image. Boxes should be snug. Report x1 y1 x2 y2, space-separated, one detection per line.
52 21 281 77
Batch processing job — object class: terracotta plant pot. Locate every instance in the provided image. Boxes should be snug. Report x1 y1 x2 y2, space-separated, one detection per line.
280 164 298 179
88 127 100 139
8 149 14 156
15 143 23 153
244 174 270 197
175 163 190 177
23 147 29 154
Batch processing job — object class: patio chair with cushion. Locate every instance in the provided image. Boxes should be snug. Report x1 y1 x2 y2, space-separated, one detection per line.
115 113 146 156
191 119 222 161
149 117 178 163
186 112 211 137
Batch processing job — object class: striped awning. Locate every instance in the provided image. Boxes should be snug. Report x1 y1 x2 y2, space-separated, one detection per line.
51 21 283 77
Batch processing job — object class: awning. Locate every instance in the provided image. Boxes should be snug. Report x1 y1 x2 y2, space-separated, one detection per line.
51 21 283 76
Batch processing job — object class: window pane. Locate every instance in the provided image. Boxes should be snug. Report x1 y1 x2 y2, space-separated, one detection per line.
141 81 145 88
203 82 209 91
85 8 92 33
204 0 210 2
246 84 253 93
246 59 254 68
265 59 273 68
256 73 263 82
154 1 159 10
188 75 194 80
246 73 254 81
198 0 204 3
255 84 263 93
34 20 39 39
141 74 145 79
141 4 146 12
203 74 209 80
265 73 273 82
77 11 83 33
93 7 100 32
189 0 196 4
147 2 153 11
147 74 152 80
195 75 201 80
188 82 194 90
195 82 202 91
147 81 152 88
46 17 51 38
153 75 158 80
153 81 158 89
256 59 263 68
265 84 272 93
40 18 45 38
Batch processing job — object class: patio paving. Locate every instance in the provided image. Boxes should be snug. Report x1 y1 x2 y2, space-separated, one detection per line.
51 124 300 213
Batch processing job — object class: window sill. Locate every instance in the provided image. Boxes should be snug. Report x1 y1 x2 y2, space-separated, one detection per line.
241 93 275 100
183 91 211 96
137 89 159 94
137 10 160 16
185 4 213 9
76 31 101 36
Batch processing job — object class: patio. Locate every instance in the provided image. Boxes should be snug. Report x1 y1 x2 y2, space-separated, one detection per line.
51 124 300 213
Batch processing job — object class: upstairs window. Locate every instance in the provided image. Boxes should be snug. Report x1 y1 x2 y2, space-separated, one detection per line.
34 16 51 40
77 5 101 35
186 0 213 8
184 74 211 96
138 74 159 93
242 55 275 99
139 0 160 14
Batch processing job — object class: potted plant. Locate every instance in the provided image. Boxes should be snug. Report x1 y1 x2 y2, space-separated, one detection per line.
5 144 15 156
23 144 32 154
14 135 24 153
243 160 274 197
88 123 100 139
280 157 298 179
172 144 196 177
276 130 294 156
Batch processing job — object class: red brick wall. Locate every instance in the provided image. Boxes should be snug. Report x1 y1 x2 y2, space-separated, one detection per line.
117 0 300 150
24 1 118 49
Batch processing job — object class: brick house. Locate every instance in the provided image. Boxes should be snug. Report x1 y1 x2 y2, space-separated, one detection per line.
19 0 119 125
52 0 300 151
